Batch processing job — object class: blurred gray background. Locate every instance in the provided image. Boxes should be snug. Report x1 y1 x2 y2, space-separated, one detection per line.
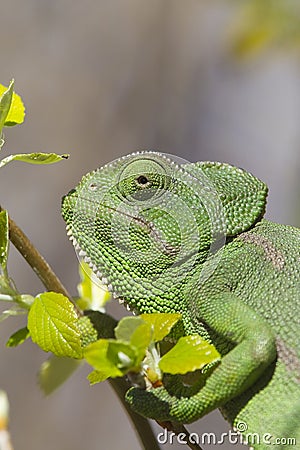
0 1 299 449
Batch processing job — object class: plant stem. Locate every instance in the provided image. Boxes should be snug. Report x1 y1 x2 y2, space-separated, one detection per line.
109 377 161 450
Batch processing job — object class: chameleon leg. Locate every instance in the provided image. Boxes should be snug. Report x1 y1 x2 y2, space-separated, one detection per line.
126 293 277 423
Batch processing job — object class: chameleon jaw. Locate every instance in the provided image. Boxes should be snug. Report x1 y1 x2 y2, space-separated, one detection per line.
66 225 134 313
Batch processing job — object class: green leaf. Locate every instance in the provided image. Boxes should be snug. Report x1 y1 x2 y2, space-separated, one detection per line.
114 316 146 342
39 355 82 395
107 340 138 370
77 261 111 311
6 326 30 347
84 315 185 384
159 335 220 375
129 322 152 361
0 210 9 270
140 313 181 342
84 337 143 381
0 81 14 135
28 292 82 358
0 80 25 127
114 316 152 362
0 152 69 169
87 369 116 385
84 339 123 381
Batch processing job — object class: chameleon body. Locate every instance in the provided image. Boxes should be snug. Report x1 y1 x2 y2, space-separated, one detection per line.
61 151 300 449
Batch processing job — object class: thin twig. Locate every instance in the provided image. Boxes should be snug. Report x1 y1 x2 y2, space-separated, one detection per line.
109 377 161 450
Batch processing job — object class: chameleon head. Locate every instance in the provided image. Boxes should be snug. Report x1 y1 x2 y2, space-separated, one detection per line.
61 151 266 313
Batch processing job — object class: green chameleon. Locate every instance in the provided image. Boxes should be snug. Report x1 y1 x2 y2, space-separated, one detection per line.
61 151 300 449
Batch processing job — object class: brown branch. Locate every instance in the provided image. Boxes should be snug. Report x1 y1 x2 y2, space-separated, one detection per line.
109 377 161 450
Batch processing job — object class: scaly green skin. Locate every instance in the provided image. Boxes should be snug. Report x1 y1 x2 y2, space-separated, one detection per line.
62 152 300 449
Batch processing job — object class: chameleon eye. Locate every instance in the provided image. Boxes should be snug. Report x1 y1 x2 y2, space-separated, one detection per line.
136 175 150 187
88 182 98 191
117 157 171 202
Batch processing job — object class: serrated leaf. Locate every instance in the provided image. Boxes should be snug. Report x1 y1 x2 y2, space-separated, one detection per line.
84 339 123 379
0 210 9 270
140 313 181 342
0 81 14 134
159 335 220 375
0 81 25 127
0 152 69 169
6 326 30 347
77 261 111 311
28 292 82 358
39 355 82 395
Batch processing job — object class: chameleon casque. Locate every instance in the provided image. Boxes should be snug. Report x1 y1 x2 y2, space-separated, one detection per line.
61 151 300 449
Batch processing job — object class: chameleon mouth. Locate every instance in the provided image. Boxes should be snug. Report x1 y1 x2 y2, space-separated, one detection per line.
66 224 134 312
